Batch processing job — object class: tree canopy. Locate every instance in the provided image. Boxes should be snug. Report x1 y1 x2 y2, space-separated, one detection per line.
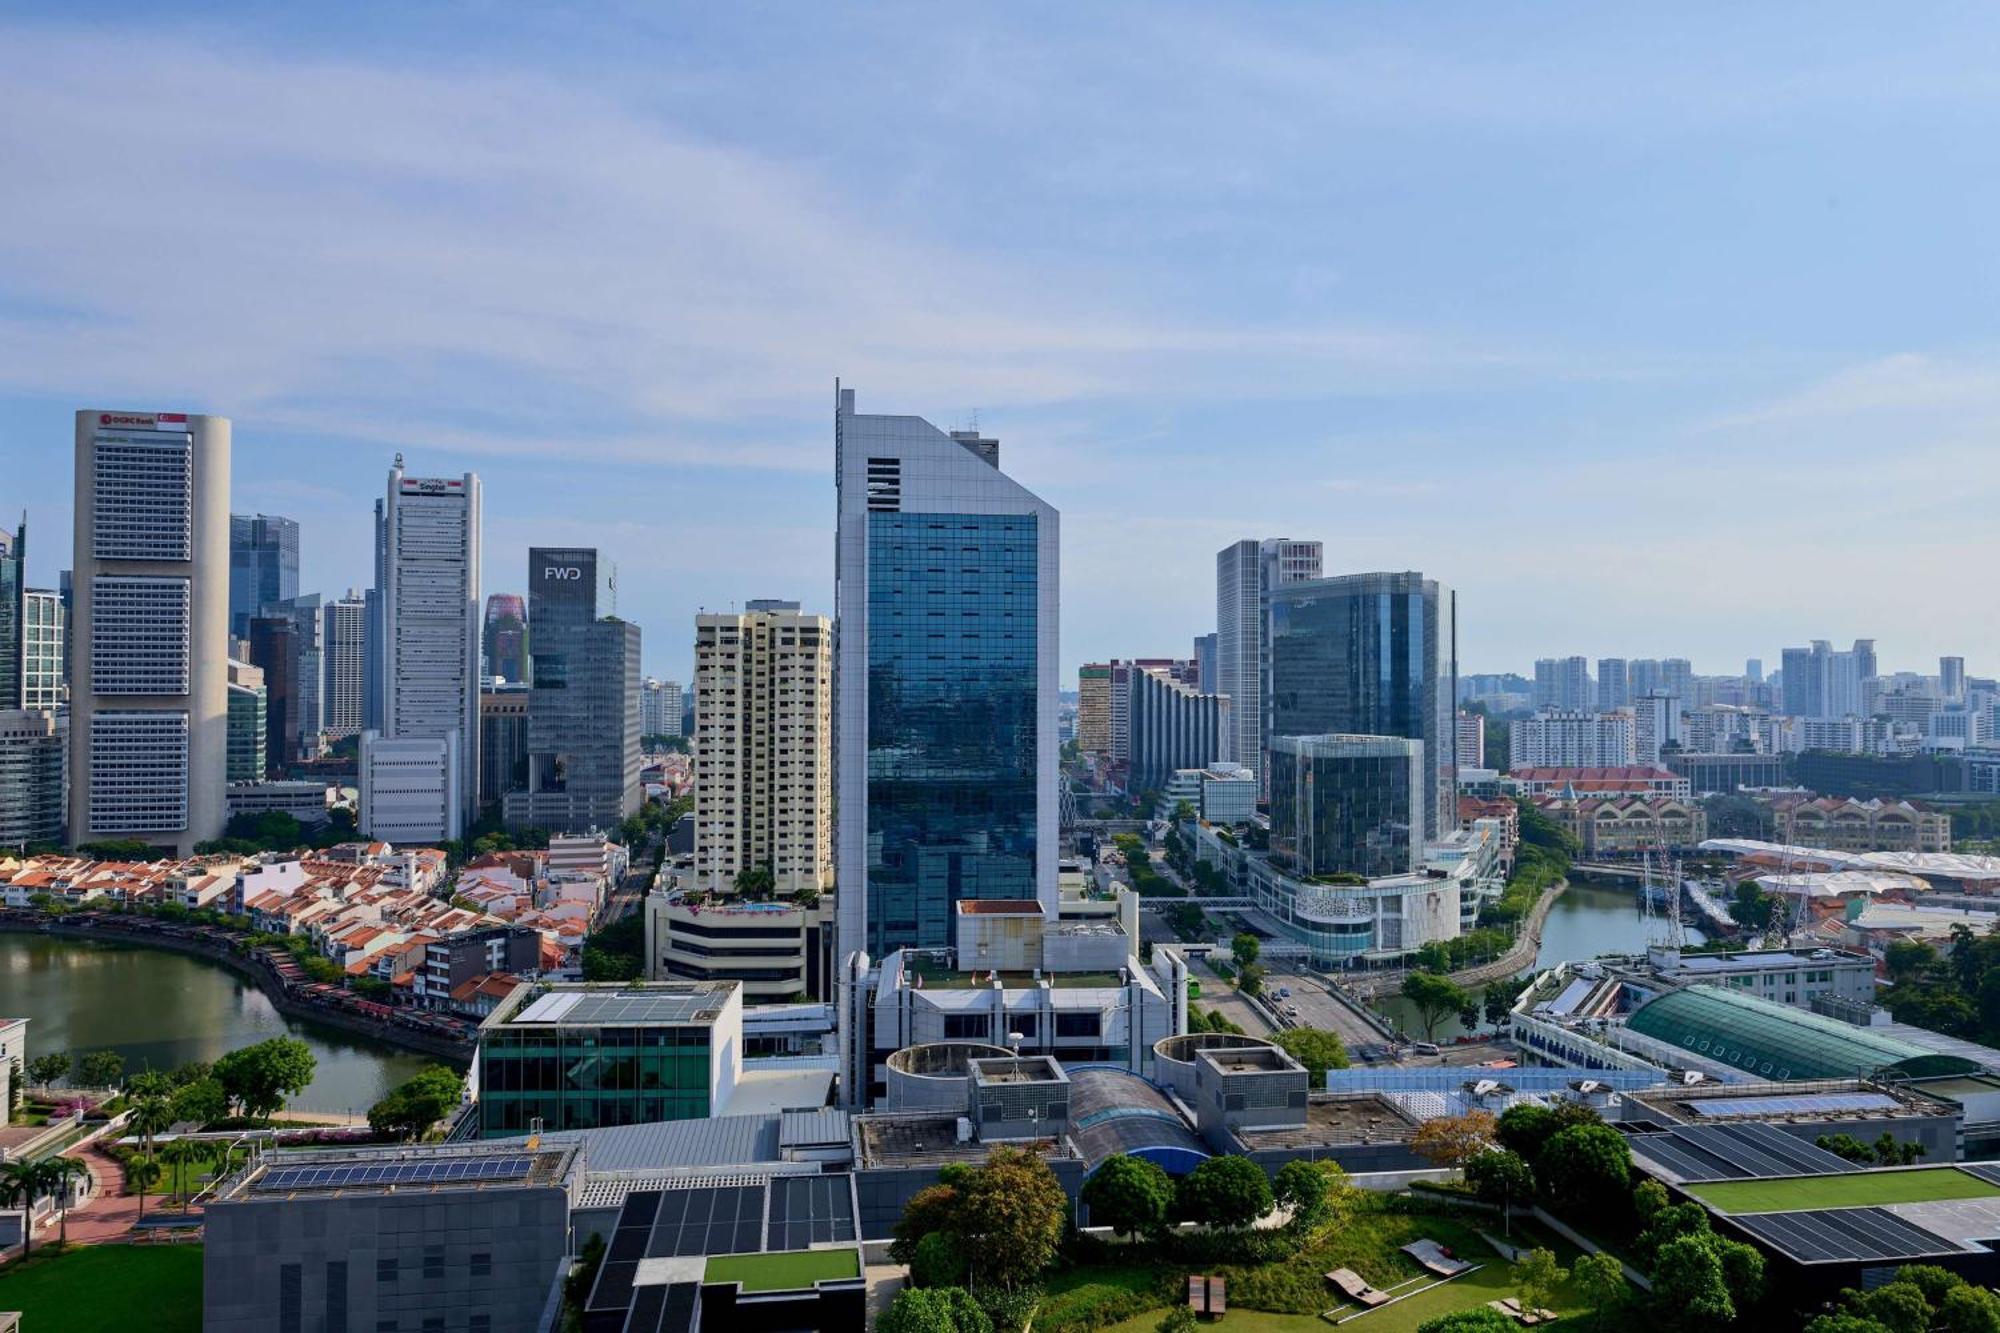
1081 1154 1174 1239
1535 1123 1629 1214
1175 1154 1272 1229
368 1065 465 1139
213 1037 316 1119
1401 971 1470 1040
891 1147 1067 1292
1271 1028 1349 1087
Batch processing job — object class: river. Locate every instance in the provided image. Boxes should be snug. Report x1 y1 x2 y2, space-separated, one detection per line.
1368 878 1709 1043
0 934 432 1116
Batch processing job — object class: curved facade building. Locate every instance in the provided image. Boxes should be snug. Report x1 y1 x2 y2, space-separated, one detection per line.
1268 572 1455 839
1626 984 1978 1081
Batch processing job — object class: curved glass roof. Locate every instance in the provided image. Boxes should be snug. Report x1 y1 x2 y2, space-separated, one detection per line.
1625 984 1981 1082
1066 1068 1209 1172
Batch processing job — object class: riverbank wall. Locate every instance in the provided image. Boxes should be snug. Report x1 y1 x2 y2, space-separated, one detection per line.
0 914 473 1064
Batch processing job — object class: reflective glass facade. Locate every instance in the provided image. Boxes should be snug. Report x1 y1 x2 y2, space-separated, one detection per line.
478 1024 713 1135
1267 735 1423 879
1268 573 1455 838
228 513 299 640
864 511 1039 954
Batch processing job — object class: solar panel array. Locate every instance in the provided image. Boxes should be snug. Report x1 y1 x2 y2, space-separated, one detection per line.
1958 1163 2000 1188
1687 1092 1902 1120
1630 1122 1861 1183
620 1281 700 1333
768 1175 857 1250
1731 1207 1958 1263
257 1155 536 1193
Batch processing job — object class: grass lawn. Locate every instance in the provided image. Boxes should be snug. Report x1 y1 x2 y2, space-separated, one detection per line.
1687 1167 2000 1215
704 1247 859 1292
0 1243 202 1333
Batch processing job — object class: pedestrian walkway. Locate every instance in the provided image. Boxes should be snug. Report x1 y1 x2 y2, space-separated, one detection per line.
51 1144 142 1245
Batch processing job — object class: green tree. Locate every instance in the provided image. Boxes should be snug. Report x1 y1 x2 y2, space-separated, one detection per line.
213 1037 316 1119
25 1053 69 1089
42 1155 90 1246
158 1138 208 1210
0 1162 42 1256
1081 1154 1174 1240
1728 883 1777 932
1157 1307 1200 1333
1633 1177 1671 1223
1495 1104 1556 1159
1483 986 1512 1027
1536 1123 1630 1214
1634 1201 1710 1266
1940 1284 2000 1333
1401 971 1469 1040
1850 1283 1931 1333
1805 1317 1895 1333
170 1077 229 1127
1651 1233 1735 1330
955 1147 1067 1290
1271 1028 1349 1087
1463 1149 1535 1211
76 1048 126 1089
126 1155 163 1219
1175 1154 1272 1230
877 1287 994 1333
1272 1157 1329 1221
1572 1251 1627 1316
1885 938 1938 984
368 1065 465 1139
128 1095 175 1163
1231 933 1261 968
909 1230 968 1289
1514 1247 1566 1315
891 1182 963 1265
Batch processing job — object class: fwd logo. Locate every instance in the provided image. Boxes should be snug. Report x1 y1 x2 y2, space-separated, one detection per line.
544 567 584 580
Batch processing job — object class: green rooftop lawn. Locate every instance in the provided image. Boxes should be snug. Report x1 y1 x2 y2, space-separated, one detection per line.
1687 1167 2000 1215
0 1242 203 1333
705 1247 860 1292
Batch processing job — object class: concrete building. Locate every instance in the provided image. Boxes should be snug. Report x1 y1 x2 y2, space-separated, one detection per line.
1193 632 1218 694
834 384 1059 960
1532 796 1707 857
1269 572 1456 838
1159 766 1257 825
1455 710 1485 769
1077 663 1112 756
247 612 300 776
322 593 367 741
481 592 529 685
1215 536 1322 782
1596 657 1631 710
477 981 745 1135
639 676 683 738
1126 663 1229 793
695 600 831 895
226 512 298 641
502 548 641 837
1943 656 1968 703
22 587 63 711
0 709 63 848
411 925 541 1010
645 893 838 1002
1771 797 1952 854
1508 766 1691 800
226 659 267 784
477 684 530 811
203 1141 582 1333
1783 639 1877 720
0 519 20 710
1633 693 1684 764
1509 710 1636 769
70 409 231 854
1533 656 1593 712
363 459 481 844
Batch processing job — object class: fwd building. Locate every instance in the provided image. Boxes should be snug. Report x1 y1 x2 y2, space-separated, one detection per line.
70 410 231 854
501 547 641 836
362 460 481 845
833 383 1059 961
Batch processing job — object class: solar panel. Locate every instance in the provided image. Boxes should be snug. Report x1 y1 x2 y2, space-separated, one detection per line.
258 1155 536 1192
642 1184 765 1258
1688 1092 1902 1120
1731 1207 1958 1263
768 1175 858 1250
1630 1135 1740 1183
1960 1163 2000 1188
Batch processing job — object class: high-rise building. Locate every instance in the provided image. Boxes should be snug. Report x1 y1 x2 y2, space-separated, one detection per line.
834 384 1058 959
22 589 64 711
501 547 640 836
1215 537 1322 781
482 592 529 685
362 459 481 844
362 497 387 733
1455 710 1486 769
639 676 683 738
477 683 530 810
247 614 299 777
0 709 64 848
1782 639 1875 719
1595 658 1630 710
1942 656 1967 703
1077 664 1113 756
322 594 367 740
1661 657 1695 702
226 513 299 641
1509 710 1637 768
1745 658 1764 684
1533 657 1593 712
1633 693 1685 764
1127 664 1229 793
0 519 22 709
1101 658 1200 769
1268 734 1425 880
694 600 832 895
1268 571 1456 839
70 410 230 853
269 593 323 759
1193 632 1218 695
226 659 267 783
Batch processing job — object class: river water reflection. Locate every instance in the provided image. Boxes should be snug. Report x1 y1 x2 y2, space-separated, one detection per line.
0 933 431 1115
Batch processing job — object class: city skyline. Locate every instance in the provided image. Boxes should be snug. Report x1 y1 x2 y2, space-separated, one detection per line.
7 8 2000 681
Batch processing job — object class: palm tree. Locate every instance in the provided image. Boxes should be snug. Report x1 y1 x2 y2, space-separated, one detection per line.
126 1156 162 1219
128 1097 174 1161
0 1160 38 1255
156 1140 198 1211
42 1156 89 1246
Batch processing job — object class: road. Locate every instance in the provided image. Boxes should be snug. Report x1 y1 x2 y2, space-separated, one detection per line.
1187 956 1276 1036
1262 966 1393 1049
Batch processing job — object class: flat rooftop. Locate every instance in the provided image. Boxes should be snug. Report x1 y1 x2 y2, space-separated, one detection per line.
855 1113 1073 1168
1628 1080 1957 1127
1689 1165 2000 1216
504 985 734 1026
1231 1094 1419 1150
230 1144 576 1200
902 957 1127 990
972 1056 1067 1086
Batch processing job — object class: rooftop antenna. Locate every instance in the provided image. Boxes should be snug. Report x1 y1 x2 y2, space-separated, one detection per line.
607 562 618 616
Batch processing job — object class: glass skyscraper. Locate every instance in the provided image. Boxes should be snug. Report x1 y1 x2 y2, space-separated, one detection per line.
834 384 1059 960
228 513 299 640
1268 734 1424 880
1268 571 1456 840
0 519 22 709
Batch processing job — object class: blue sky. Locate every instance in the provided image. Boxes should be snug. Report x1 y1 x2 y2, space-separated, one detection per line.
4 3 1999 684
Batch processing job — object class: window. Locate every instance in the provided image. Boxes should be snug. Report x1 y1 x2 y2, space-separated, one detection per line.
1055 1012 1101 1039
470 1318 491 1333
279 1264 302 1333
423 1246 444 1281
470 1252 491 1278
942 1014 987 1040
378 1257 399 1284
327 1259 348 1333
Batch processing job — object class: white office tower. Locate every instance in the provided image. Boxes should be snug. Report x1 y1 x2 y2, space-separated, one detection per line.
1215 536 1322 780
361 459 481 843
695 601 832 895
834 383 1059 962
69 410 230 853
322 594 367 740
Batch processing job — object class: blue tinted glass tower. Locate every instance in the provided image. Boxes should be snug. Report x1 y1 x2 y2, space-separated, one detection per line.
228 513 299 641
834 384 1059 961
